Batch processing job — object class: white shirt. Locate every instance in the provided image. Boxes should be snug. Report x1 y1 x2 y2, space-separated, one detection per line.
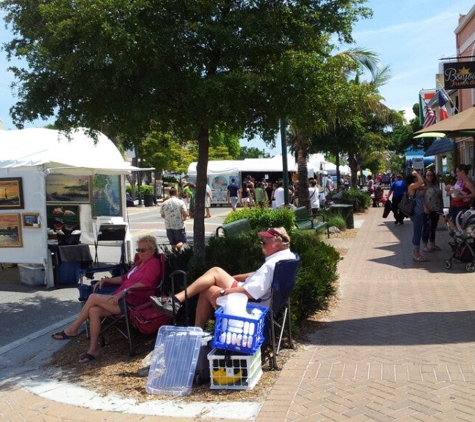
161 196 187 230
308 186 320 209
274 187 285 208
241 248 296 309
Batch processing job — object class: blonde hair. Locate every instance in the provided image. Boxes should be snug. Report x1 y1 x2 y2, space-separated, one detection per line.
137 235 158 254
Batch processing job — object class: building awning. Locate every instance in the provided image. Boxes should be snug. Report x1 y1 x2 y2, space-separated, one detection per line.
424 138 455 157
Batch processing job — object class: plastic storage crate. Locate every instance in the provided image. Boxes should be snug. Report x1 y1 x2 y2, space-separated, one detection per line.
18 264 45 286
146 326 203 396
212 304 268 354
208 347 262 390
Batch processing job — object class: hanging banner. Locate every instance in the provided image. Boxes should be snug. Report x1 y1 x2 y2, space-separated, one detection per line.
443 61 475 90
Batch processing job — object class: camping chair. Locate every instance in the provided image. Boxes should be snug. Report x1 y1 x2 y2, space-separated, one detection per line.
79 252 168 356
265 254 300 370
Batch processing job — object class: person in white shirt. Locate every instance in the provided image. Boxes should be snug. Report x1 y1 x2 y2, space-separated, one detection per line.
205 183 212 218
150 227 296 328
308 179 320 209
273 181 285 208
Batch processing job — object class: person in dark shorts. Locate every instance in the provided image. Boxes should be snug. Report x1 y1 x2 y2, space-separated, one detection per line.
161 187 188 250
387 174 407 225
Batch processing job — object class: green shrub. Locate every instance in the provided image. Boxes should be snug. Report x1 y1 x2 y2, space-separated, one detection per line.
290 231 339 323
223 207 296 234
167 221 340 328
126 184 154 199
327 213 346 230
340 187 371 212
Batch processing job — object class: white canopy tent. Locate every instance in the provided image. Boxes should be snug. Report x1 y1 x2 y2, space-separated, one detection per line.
0 128 139 285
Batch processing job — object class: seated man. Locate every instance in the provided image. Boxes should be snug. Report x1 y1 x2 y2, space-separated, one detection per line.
151 227 296 328
52 235 162 364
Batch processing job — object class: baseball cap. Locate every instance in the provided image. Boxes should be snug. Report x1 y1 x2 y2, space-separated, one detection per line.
257 227 290 243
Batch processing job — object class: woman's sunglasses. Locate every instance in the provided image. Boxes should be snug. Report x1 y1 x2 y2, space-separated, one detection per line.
136 248 150 253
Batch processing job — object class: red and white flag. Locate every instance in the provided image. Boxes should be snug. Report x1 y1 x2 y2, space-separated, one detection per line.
423 106 436 128
438 90 449 120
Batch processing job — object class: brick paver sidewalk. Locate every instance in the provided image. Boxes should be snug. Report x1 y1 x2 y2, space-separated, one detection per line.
258 207 475 421
3 207 475 421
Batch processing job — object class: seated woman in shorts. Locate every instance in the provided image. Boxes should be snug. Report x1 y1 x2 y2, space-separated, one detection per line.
51 235 162 363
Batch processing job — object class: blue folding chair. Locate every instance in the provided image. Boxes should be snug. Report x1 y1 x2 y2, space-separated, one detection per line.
266 254 300 370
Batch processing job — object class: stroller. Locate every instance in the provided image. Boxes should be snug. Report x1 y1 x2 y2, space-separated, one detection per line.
444 209 475 272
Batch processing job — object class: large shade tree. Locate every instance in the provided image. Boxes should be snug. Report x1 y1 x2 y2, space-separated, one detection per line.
2 0 371 257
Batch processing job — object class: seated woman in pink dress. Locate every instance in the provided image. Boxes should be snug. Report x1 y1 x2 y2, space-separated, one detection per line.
52 235 162 364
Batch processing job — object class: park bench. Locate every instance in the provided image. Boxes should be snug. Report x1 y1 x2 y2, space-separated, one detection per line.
294 207 330 239
215 218 252 238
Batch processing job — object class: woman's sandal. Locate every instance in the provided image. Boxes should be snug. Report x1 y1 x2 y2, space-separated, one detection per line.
79 352 100 364
423 247 431 253
51 330 78 340
413 255 429 262
430 245 442 251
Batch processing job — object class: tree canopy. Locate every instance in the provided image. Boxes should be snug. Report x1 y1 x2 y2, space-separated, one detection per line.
2 0 372 257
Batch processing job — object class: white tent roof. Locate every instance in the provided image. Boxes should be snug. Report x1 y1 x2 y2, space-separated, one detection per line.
241 154 297 172
0 128 140 175
187 160 241 175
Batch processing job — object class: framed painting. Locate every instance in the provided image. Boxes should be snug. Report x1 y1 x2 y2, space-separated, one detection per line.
92 175 122 217
0 213 23 247
0 177 24 210
23 213 41 229
46 174 91 203
46 205 80 233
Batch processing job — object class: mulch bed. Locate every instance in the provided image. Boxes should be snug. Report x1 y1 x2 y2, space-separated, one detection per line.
45 224 359 403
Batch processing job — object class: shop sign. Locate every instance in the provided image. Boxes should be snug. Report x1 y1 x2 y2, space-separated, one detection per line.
443 61 475 90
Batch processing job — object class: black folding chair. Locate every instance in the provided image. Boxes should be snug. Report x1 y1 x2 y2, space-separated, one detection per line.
79 252 167 356
266 254 300 370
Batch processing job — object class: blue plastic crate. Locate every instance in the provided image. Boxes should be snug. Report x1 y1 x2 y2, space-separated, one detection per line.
212 304 268 355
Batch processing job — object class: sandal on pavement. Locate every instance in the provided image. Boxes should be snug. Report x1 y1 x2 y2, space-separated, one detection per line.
413 255 429 262
430 245 442 251
423 247 432 252
52 330 78 340
79 353 100 364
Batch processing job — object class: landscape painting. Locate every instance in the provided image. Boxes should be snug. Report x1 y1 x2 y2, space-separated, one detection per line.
92 175 121 217
23 213 41 228
46 174 90 203
0 213 23 247
0 177 24 210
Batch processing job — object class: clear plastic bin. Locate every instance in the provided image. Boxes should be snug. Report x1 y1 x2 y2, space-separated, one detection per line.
146 326 203 396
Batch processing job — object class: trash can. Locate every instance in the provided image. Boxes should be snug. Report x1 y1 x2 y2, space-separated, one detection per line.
329 204 354 229
144 193 154 207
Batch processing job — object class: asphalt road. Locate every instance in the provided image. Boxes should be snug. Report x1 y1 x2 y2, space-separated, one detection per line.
0 204 231 350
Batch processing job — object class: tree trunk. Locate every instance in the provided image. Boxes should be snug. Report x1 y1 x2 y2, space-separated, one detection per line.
348 153 358 187
296 143 310 214
335 153 341 190
193 126 210 260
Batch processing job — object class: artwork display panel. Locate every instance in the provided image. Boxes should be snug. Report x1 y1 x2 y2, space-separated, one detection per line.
23 213 41 228
92 175 121 217
46 205 80 233
0 178 24 209
0 213 23 247
46 174 91 203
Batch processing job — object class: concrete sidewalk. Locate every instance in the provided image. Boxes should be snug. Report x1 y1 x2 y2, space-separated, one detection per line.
2 207 475 421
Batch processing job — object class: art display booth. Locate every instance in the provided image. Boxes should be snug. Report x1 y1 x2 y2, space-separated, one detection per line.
0 128 139 287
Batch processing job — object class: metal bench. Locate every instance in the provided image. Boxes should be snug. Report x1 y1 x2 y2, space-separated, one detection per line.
294 207 329 238
215 218 252 238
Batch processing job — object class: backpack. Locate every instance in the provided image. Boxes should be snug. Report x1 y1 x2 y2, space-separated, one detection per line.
424 187 442 212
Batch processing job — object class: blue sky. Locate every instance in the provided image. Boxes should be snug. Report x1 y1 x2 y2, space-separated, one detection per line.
1 1 475 153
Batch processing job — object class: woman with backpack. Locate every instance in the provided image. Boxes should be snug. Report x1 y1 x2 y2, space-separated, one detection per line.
422 169 443 252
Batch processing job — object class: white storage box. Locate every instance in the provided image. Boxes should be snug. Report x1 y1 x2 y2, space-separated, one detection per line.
208 347 262 390
18 264 45 286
